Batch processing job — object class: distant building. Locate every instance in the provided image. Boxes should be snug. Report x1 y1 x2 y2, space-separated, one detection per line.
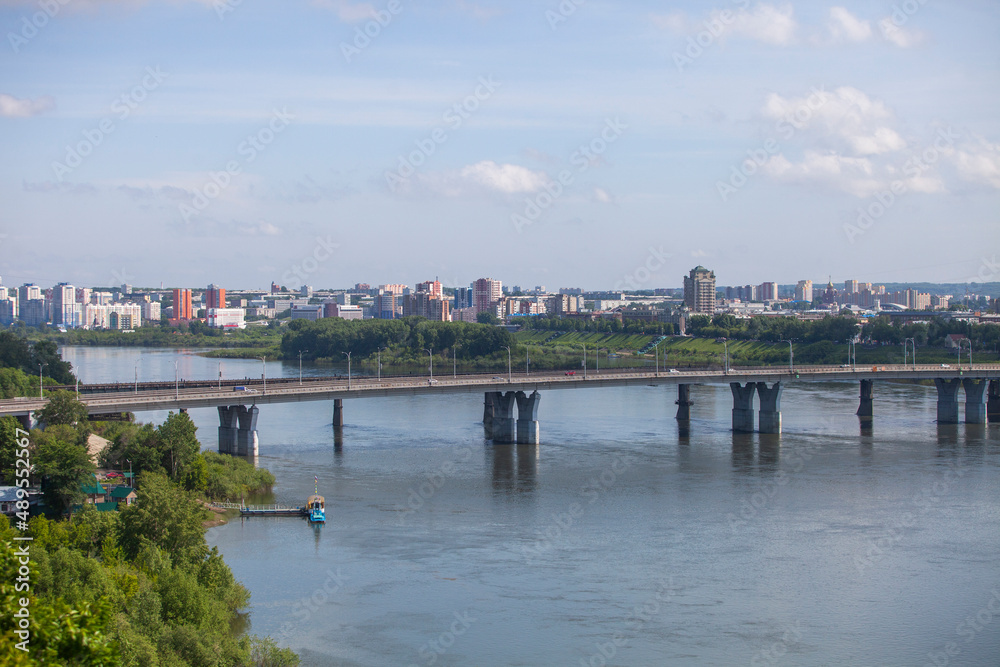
473 278 502 314
794 280 813 303
845 279 859 294
207 308 246 329
18 284 41 303
172 288 193 322
683 267 716 314
759 282 778 301
21 299 46 327
452 307 477 323
205 284 227 310
416 280 443 300
324 302 363 320
559 287 583 295
52 283 81 328
290 305 323 321
379 284 407 296
374 293 397 320
83 303 143 329
143 301 161 322
453 287 472 310
402 293 451 321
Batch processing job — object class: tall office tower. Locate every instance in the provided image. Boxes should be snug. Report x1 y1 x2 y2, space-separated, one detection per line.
845 279 859 294
205 284 227 310
52 283 81 328
473 278 502 314
683 267 716 314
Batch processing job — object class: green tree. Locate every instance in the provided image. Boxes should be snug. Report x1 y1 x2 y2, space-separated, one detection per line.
35 390 89 427
32 424 95 517
0 416 23 485
476 312 500 325
29 339 76 385
156 412 200 479
118 472 207 566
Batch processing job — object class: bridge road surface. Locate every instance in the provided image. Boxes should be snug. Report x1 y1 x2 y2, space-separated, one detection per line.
1 364 996 418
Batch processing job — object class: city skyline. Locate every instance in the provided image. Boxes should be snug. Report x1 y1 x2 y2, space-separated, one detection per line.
1 1 998 289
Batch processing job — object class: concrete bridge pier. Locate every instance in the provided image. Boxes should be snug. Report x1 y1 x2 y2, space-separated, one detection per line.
963 379 988 424
730 382 756 433
987 380 1000 423
515 391 541 445
755 382 783 434
492 391 517 444
675 384 693 421
857 380 874 420
236 405 259 457
15 414 36 432
333 399 344 427
218 406 239 454
934 379 962 424
483 392 500 438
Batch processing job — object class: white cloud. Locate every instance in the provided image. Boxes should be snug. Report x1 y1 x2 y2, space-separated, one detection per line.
878 18 924 48
724 3 797 46
457 161 549 194
400 161 550 198
827 7 872 42
948 138 1000 189
592 187 613 204
653 3 797 46
309 0 377 22
762 86 906 156
763 151 945 197
0 94 54 118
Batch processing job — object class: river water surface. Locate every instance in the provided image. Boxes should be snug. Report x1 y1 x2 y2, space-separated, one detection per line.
61 346 1000 666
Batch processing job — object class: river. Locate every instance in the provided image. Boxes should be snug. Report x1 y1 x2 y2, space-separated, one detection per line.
60 346 1000 666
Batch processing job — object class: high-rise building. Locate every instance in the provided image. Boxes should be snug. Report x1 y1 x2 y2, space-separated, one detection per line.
379 284 407 296
794 280 814 303
473 278 502 314
453 287 472 310
21 300 46 327
52 283 81 328
758 282 778 301
374 293 397 320
416 280 443 300
845 279 859 294
402 293 451 321
18 284 41 304
172 288 193 321
683 267 716 314
205 284 226 310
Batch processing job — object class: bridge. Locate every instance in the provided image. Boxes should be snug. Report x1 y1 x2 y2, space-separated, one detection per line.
3 364 998 455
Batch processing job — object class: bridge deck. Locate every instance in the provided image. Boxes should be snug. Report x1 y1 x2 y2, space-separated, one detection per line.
1 364 997 417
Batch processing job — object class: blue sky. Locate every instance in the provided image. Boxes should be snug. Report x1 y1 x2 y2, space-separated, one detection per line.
1 0 998 291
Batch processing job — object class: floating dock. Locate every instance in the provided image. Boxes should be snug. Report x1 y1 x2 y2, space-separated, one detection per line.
210 502 307 517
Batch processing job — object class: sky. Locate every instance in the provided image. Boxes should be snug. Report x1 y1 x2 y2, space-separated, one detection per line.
1 0 998 292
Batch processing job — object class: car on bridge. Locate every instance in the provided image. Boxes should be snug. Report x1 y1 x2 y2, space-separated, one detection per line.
233 386 257 392
565 371 576 376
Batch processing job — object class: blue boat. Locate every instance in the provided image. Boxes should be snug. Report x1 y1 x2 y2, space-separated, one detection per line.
307 494 325 523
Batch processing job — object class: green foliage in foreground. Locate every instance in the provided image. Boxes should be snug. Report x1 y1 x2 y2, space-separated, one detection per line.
0 477 299 667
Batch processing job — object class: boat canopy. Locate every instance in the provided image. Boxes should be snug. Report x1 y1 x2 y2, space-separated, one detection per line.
307 494 325 509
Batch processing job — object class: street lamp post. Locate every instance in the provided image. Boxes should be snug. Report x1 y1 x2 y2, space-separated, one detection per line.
503 346 512 383
596 348 601 373
904 338 916 369
582 344 587 379
525 345 530 377
343 352 352 390
174 360 179 400
848 339 857 370
453 345 459 379
126 459 133 489
298 351 303 385
377 347 386 382
258 356 267 395
218 361 222 390
724 340 729 374
959 339 972 369
426 348 434 381
38 363 46 399
134 359 141 394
